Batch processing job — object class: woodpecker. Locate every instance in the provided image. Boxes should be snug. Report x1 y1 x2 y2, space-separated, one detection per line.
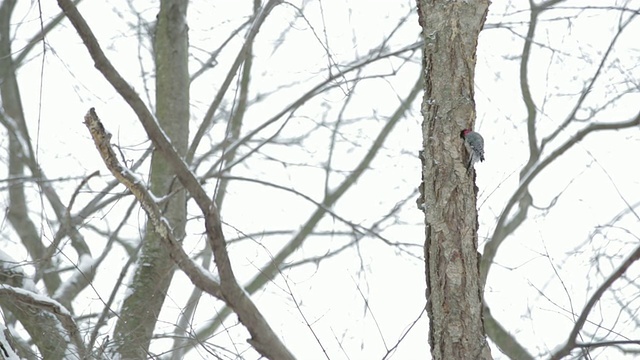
462 129 485 170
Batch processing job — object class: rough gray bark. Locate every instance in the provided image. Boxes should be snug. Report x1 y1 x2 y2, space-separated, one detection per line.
416 1 492 359
112 0 189 357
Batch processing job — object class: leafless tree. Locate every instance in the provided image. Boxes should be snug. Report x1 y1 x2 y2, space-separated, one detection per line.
1 0 423 359
479 1 640 359
1 0 640 359
417 0 640 359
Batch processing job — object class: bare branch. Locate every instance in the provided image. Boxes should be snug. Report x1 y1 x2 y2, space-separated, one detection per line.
83 108 296 359
204 202 296 360
13 0 85 68
57 0 211 213
519 1 543 172
481 110 640 287
82 108 223 299
550 245 640 360
0 285 87 359
483 304 534 360
191 76 423 349
541 8 638 151
187 0 282 164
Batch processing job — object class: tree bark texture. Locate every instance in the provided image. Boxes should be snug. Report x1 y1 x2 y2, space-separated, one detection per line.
416 1 492 359
113 0 189 357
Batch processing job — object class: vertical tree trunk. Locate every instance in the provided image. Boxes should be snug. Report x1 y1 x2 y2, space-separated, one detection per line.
416 1 492 359
0 1 67 358
113 0 189 357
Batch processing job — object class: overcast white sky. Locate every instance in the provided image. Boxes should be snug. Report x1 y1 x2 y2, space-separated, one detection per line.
2 0 640 359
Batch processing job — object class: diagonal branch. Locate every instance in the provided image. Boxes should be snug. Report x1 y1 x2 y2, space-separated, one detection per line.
540 7 638 152
549 245 640 360
83 108 222 299
84 108 294 360
205 204 296 360
187 0 281 164
0 285 86 359
188 76 423 351
57 0 211 213
480 110 640 287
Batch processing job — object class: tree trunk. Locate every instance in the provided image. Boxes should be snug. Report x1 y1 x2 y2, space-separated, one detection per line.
0 1 67 358
416 1 492 359
113 0 189 357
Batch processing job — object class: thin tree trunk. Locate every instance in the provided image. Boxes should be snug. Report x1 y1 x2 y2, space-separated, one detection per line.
416 1 492 359
113 0 189 357
0 2 67 358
